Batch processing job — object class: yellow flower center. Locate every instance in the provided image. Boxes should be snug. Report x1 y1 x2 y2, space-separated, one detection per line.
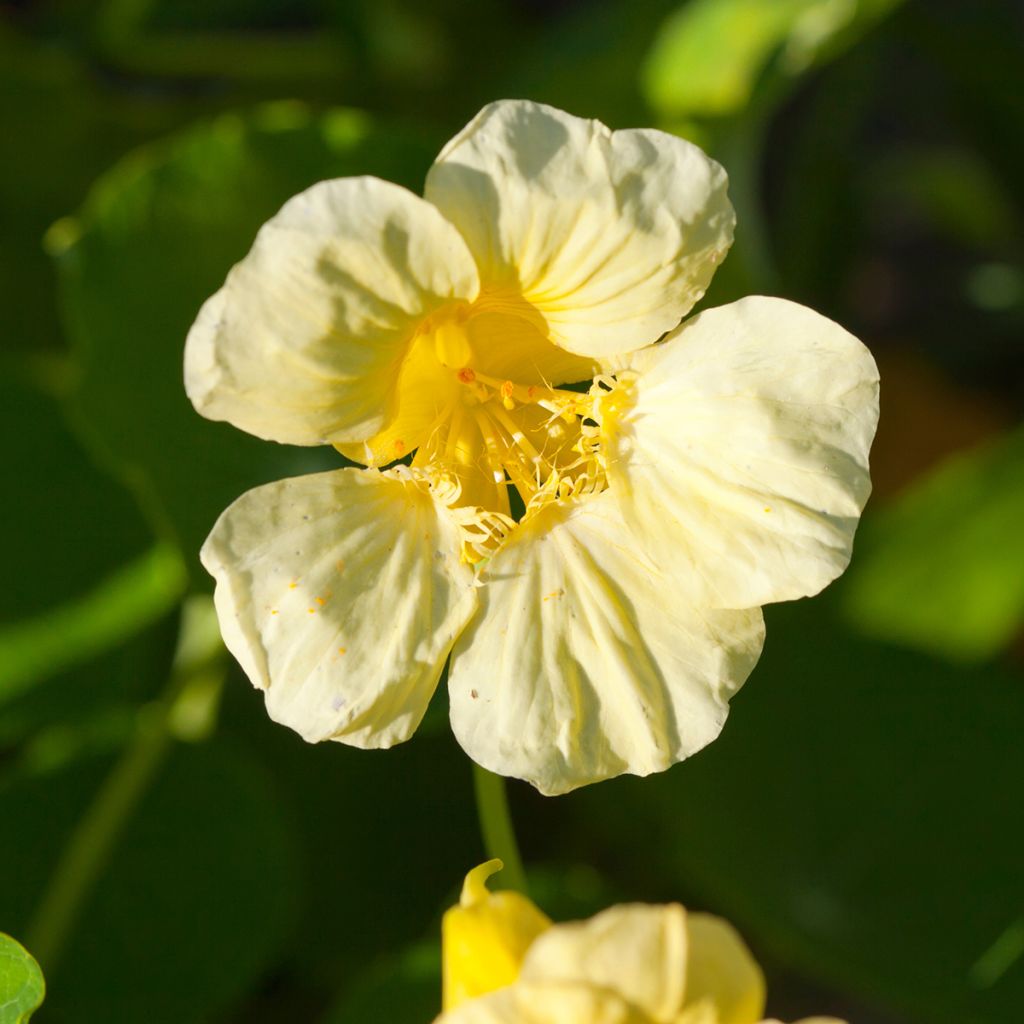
341 290 615 561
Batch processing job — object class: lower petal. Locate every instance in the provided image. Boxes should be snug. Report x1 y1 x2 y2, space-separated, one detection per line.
201 467 478 747
448 493 765 795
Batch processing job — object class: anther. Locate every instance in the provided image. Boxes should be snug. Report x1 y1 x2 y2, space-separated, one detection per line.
500 380 515 411
457 368 476 384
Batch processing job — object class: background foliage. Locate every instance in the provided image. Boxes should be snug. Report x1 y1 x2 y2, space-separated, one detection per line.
2 1 1022 1021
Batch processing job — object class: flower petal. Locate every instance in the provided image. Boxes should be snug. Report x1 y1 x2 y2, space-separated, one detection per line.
425 100 733 358
519 903 687 1021
678 914 765 1024
436 981 650 1024
606 296 879 608
448 494 765 795
185 177 479 446
201 468 478 747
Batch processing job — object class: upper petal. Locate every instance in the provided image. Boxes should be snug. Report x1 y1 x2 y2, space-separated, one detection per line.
606 296 879 609
201 467 478 747
185 177 480 446
448 493 765 795
519 903 687 1022
425 100 733 358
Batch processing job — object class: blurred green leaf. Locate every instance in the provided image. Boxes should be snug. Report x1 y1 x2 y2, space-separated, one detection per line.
568 596 1024 1023
0 742 300 1024
218 683 481 994
0 611 177 751
643 0 904 119
0 364 155 625
845 427 1024 662
322 941 440 1024
0 934 45 1024
50 104 439 584
0 545 185 707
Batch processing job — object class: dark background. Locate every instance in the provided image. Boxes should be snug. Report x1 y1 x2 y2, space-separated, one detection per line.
1 0 1022 1021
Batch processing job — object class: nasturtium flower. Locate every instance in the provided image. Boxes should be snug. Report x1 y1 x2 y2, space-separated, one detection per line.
185 99 879 795
437 861 844 1024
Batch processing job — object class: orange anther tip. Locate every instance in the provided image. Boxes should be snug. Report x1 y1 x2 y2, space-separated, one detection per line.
500 380 514 397
457 367 476 384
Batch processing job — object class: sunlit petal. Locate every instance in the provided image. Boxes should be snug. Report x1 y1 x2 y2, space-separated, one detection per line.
201 468 478 747
519 903 686 1021
678 914 765 1024
185 177 479 446
606 296 879 608
448 493 765 795
425 100 733 358
437 980 651 1024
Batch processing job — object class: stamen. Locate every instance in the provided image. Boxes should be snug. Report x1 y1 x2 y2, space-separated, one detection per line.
487 402 543 465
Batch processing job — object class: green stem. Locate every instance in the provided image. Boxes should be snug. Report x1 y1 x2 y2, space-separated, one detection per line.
25 597 225 973
25 697 177 971
472 763 528 894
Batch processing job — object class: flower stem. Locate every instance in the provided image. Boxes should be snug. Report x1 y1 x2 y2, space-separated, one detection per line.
472 763 528 894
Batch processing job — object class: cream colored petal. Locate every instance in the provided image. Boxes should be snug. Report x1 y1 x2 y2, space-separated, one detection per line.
185 177 479 446
425 100 733 358
200 467 478 747
677 914 765 1024
448 493 765 795
607 296 879 609
437 980 652 1024
518 904 686 1022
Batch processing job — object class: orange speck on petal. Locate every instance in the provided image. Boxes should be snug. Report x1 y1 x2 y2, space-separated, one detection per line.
315 596 326 606
307 608 316 614
338 647 347 655
288 581 298 590
270 609 279 615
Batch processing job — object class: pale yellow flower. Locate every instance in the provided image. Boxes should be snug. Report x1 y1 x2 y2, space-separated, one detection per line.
185 99 878 795
437 861 844 1024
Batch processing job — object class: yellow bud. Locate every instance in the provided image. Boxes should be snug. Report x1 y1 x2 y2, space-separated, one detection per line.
441 860 551 1011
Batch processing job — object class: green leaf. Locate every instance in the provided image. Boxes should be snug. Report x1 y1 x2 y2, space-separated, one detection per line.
570 596 1024 1023
50 103 439 584
0 362 156 627
643 0 904 119
844 427 1024 662
0 934 45 1024
322 942 441 1024
0 743 300 1024
0 545 186 708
